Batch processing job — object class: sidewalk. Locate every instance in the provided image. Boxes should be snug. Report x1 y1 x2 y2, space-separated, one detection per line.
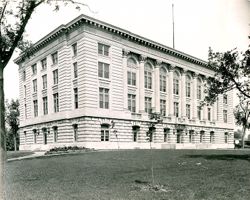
7 151 46 162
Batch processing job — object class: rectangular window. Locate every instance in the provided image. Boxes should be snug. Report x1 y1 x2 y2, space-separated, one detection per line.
73 62 78 78
53 93 59 113
160 74 166 92
208 108 211 121
23 70 26 81
160 99 166 116
145 97 152 113
73 124 78 142
33 100 38 117
174 102 179 117
51 52 58 65
53 69 58 85
186 104 191 119
144 71 152 89
53 126 58 143
223 94 228 105
31 64 37 75
128 94 136 112
224 133 228 143
98 62 109 79
74 88 78 109
33 130 37 144
32 79 37 93
127 71 136 86
98 43 110 56
24 103 27 119
72 43 77 57
41 58 47 70
186 82 191 97
164 128 170 142
43 97 48 115
223 110 227 123
42 74 47 89
101 125 109 141
99 88 109 109
197 106 202 120
173 79 179 95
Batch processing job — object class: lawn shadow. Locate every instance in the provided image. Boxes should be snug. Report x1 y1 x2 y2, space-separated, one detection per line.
185 154 250 162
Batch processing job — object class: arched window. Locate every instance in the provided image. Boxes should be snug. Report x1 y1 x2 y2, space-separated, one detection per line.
127 58 137 86
132 126 140 142
186 75 191 97
33 129 37 144
101 124 110 141
160 67 167 92
144 63 152 89
42 128 47 145
210 131 214 143
197 78 202 99
200 131 205 143
53 126 58 143
173 71 180 95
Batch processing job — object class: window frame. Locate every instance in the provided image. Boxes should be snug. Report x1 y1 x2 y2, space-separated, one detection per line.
128 94 136 113
99 88 109 109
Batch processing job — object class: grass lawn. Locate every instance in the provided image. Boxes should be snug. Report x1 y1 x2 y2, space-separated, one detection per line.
6 151 34 159
4 149 250 200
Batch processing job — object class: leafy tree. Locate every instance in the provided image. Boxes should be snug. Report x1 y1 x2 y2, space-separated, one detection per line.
0 1 93 198
234 129 243 140
205 46 250 104
5 99 20 151
234 94 250 148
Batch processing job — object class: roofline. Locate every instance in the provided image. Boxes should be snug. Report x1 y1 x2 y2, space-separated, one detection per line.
14 14 211 69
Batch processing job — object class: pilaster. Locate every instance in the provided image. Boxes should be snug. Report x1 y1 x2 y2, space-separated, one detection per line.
139 55 146 113
122 49 130 110
192 73 197 120
180 69 186 118
168 65 174 117
154 60 161 113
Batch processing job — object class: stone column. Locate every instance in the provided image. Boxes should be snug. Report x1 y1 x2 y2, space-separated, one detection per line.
122 50 129 110
168 65 174 117
154 60 161 113
192 73 197 120
139 55 146 113
181 69 186 118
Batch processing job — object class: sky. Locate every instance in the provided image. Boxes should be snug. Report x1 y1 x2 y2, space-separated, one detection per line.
4 0 250 100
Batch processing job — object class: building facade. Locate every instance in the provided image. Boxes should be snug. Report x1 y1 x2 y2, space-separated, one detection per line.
15 15 234 150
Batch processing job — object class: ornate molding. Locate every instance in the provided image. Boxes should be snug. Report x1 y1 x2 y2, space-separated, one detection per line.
139 55 147 63
155 59 162 66
122 49 130 57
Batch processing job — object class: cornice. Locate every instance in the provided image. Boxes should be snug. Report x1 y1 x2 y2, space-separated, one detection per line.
14 14 212 70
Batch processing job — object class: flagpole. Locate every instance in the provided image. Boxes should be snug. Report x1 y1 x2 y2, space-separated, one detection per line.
172 2 175 49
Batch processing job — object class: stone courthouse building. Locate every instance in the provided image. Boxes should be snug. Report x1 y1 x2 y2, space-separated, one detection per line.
15 15 234 150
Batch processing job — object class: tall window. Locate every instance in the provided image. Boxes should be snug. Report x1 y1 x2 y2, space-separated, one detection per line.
197 106 202 120
160 99 166 116
74 88 78 109
133 126 140 142
200 131 205 143
174 102 179 117
53 93 59 113
53 126 58 143
186 104 191 119
164 128 170 142
128 94 136 112
144 63 152 89
98 62 109 79
53 69 58 85
33 79 37 93
189 130 194 143
98 43 109 56
224 132 228 143
73 62 78 78
43 128 47 145
223 94 228 105
223 110 227 123
43 97 48 115
197 78 202 99
33 129 37 144
31 64 37 75
208 108 211 121
23 70 26 81
160 67 166 92
72 43 77 56
145 97 152 113
173 71 179 95
101 124 109 141
99 88 109 109
73 124 78 142
127 58 137 86
127 71 136 86
33 100 38 117
186 75 191 97
210 131 214 143
51 52 58 65
41 58 47 70
42 74 47 89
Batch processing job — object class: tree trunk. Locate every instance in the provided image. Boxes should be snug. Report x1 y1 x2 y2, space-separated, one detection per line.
242 126 246 149
0 66 6 200
13 134 17 152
